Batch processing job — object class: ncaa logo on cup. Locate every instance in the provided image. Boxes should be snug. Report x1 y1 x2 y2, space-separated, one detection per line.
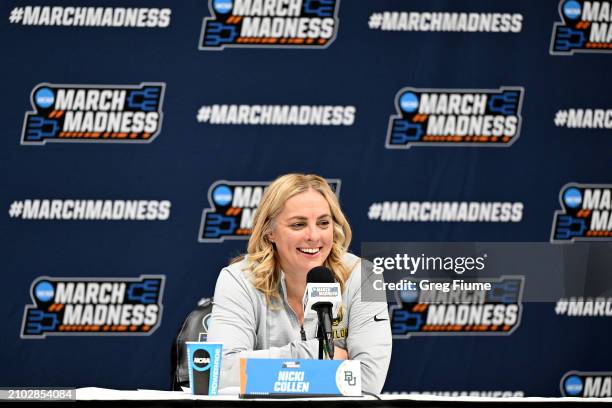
193 349 212 371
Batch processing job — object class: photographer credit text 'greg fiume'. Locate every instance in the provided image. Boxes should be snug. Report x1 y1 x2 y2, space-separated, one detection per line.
370 252 492 294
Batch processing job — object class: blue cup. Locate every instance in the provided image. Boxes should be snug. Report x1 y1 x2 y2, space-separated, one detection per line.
186 342 223 395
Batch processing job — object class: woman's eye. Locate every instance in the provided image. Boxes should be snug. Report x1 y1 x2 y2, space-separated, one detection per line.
291 223 304 228
319 220 330 227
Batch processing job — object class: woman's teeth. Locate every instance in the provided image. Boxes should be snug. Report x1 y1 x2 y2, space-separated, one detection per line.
298 248 320 254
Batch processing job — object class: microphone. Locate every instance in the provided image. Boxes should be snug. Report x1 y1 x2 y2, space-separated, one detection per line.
302 266 341 359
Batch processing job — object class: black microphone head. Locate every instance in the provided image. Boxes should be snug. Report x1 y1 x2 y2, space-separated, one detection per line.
306 266 335 283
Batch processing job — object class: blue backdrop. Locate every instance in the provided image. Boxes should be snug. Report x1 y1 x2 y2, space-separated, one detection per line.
1 0 611 397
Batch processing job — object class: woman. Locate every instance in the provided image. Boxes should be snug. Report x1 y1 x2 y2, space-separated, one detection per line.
207 174 392 393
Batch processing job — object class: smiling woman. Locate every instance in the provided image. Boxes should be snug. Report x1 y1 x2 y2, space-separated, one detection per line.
207 174 392 394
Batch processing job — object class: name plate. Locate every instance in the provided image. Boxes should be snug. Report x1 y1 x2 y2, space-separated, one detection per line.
239 358 361 397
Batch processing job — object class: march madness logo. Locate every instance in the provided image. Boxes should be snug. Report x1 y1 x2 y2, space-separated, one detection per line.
551 183 612 242
561 371 612 397
198 179 341 242
22 83 165 145
21 275 164 338
551 1 612 55
389 276 523 338
199 0 340 50
386 87 524 149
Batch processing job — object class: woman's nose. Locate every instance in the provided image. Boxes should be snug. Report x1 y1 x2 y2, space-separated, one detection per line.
305 224 320 242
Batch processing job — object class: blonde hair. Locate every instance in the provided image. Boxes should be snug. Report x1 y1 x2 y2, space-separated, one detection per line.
233 174 352 304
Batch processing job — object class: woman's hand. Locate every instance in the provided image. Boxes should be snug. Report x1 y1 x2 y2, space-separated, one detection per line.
333 346 348 360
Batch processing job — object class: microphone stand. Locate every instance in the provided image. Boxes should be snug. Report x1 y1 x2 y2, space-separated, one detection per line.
314 306 334 360
317 325 324 360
